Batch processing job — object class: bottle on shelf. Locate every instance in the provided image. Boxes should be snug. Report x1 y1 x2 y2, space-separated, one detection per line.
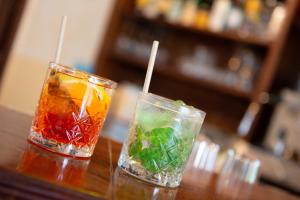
136 0 160 19
180 0 198 26
194 0 212 29
226 0 244 31
166 0 184 23
242 0 263 36
209 0 232 32
267 3 286 39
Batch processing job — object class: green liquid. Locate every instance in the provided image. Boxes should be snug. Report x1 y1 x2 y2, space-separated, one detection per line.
128 125 193 173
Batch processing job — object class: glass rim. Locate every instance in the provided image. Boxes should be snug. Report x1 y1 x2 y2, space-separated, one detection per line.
49 62 117 89
227 150 260 164
140 92 206 118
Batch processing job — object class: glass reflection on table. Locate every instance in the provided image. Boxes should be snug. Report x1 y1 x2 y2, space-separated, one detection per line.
17 142 90 187
112 167 178 200
216 173 253 200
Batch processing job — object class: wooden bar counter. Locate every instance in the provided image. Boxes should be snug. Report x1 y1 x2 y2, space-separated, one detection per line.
0 106 298 200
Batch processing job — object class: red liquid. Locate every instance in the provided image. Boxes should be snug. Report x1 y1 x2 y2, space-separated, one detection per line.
34 110 102 147
31 70 110 148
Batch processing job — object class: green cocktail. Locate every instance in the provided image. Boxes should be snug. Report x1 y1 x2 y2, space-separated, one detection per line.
118 93 205 187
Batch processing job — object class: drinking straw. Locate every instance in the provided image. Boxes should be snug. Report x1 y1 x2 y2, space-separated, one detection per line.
142 40 159 93
54 16 67 63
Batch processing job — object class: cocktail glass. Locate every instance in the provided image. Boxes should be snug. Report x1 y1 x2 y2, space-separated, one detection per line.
118 92 205 187
29 62 117 158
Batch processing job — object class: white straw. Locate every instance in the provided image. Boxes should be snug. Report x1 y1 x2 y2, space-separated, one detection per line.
54 16 67 63
143 41 159 93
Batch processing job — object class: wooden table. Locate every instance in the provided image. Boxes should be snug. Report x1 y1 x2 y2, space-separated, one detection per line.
0 106 299 200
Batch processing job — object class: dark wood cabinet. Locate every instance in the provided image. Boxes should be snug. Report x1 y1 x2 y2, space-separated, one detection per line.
95 0 299 140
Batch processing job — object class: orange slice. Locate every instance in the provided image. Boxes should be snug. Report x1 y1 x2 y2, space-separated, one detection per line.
56 72 111 117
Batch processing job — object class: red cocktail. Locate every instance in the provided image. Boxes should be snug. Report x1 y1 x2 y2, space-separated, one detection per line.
29 62 116 157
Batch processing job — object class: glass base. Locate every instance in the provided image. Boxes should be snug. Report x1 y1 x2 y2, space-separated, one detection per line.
28 131 93 158
118 151 181 188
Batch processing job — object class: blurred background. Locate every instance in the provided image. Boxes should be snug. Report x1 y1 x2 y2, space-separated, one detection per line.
0 0 300 196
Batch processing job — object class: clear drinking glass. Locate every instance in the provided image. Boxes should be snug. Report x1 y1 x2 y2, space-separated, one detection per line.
118 92 205 187
216 150 259 199
29 62 117 158
220 150 261 184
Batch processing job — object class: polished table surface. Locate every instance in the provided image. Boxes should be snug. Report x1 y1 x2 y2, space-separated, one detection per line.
0 106 299 200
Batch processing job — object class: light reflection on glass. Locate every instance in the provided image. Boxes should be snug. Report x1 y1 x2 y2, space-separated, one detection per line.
183 137 220 187
220 150 260 184
192 139 220 171
17 142 90 187
111 167 178 200
215 150 260 199
216 172 253 200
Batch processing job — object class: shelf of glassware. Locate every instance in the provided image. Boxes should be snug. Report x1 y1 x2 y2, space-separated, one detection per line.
128 13 272 48
111 50 253 100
